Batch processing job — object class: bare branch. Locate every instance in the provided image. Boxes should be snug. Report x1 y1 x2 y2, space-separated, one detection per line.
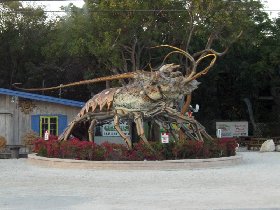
185 9 195 52
205 32 217 50
193 48 229 58
136 43 145 70
121 51 128 73
131 38 137 71
194 31 243 58
121 45 133 54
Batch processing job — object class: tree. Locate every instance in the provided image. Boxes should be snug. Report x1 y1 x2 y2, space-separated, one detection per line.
192 6 274 132
0 2 55 89
2 0 278 129
40 1 266 94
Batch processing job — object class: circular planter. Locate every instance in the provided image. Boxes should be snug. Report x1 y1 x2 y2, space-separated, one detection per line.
28 153 243 170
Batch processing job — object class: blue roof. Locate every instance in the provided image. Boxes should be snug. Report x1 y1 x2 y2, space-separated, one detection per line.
0 88 85 108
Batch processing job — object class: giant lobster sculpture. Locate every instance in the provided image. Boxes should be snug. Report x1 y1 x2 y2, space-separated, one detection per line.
16 45 219 149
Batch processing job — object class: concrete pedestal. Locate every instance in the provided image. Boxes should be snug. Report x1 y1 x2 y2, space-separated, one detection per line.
10 147 20 159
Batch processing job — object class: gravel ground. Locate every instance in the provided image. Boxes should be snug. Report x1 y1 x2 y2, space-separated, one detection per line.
0 151 280 210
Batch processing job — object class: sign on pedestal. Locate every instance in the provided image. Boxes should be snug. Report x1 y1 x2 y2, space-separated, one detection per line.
161 132 169 143
44 130 49 141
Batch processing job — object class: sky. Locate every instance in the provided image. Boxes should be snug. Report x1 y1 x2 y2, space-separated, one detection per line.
21 0 84 19
22 0 280 19
23 0 84 10
262 0 280 18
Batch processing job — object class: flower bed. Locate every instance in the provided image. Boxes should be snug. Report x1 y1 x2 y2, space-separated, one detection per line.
33 136 238 161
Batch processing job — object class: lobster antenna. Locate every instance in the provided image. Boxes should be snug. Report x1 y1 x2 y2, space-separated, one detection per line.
152 45 197 73
152 45 217 81
185 53 217 83
13 72 135 92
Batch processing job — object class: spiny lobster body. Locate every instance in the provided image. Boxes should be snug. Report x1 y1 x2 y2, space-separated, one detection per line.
78 66 188 116
59 64 206 149
79 88 118 116
14 45 219 149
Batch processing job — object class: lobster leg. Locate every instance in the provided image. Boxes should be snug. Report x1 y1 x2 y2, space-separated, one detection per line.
59 111 114 141
88 119 97 142
59 118 78 141
133 112 149 144
163 107 213 141
58 112 92 141
133 112 156 151
114 114 132 149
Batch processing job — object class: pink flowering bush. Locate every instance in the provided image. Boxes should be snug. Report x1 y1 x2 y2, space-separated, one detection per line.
172 140 204 159
124 141 164 161
33 137 237 161
218 138 238 157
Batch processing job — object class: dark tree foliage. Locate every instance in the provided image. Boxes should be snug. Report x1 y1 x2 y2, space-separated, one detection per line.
0 0 279 127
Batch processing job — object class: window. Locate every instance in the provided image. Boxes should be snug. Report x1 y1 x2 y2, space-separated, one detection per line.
31 114 67 136
40 116 58 137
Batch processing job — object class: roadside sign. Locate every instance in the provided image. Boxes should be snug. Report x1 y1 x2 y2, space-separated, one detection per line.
216 121 248 137
102 121 129 137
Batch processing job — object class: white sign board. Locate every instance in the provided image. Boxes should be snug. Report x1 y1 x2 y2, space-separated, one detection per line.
161 132 169 143
216 121 248 137
102 121 130 137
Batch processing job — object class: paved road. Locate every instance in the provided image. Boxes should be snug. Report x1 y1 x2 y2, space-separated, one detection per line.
0 151 280 210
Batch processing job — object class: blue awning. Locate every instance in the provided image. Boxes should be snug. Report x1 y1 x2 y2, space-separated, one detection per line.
0 88 85 108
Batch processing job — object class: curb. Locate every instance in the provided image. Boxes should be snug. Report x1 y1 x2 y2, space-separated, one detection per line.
28 153 243 170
